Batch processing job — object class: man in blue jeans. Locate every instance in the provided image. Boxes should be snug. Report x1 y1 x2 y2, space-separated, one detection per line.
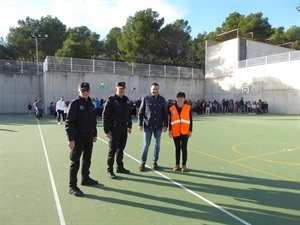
138 83 168 171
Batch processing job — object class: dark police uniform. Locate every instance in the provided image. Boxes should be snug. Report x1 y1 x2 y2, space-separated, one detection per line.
65 82 98 195
102 82 132 178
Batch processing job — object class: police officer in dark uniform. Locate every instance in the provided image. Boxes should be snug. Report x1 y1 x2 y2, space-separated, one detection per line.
65 82 98 197
102 81 132 179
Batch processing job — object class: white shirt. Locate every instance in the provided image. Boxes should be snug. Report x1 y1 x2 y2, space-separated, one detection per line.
56 99 65 111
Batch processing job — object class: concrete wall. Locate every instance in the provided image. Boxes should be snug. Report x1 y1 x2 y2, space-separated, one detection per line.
203 37 299 114
205 38 294 79
246 40 293 59
204 60 300 114
205 39 239 78
43 72 204 110
0 71 204 114
0 73 40 113
1 60 298 115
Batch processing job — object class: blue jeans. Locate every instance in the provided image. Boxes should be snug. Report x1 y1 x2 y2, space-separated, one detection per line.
141 127 162 164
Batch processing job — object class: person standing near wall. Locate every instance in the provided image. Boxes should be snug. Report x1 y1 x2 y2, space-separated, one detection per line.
65 82 98 197
138 83 168 171
102 81 132 179
135 97 142 117
28 102 33 116
169 92 193 172
35 97 43 120
56 96 65 124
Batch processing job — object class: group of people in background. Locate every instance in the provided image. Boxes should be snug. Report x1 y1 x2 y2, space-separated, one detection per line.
186 98 269 115
27 97 44 120
48 98 70 124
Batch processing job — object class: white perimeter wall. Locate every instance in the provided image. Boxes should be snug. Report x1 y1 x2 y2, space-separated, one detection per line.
204 38 300 114
0 72 204 114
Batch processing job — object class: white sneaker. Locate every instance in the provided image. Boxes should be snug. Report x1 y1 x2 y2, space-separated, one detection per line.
58 122 61 125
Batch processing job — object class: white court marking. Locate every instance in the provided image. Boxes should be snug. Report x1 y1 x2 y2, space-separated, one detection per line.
37 121 66 225
98 136 251 225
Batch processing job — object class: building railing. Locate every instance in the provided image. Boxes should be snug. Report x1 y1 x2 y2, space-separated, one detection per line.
237 51 300 68
44 56 204 79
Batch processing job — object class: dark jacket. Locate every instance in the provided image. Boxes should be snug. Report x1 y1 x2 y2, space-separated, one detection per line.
102 94 132 134
65 96 97 141
138 94 168 129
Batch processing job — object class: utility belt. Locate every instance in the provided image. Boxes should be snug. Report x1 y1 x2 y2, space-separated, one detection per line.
110 121 128 127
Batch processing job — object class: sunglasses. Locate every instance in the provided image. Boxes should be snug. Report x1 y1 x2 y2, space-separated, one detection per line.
81 89 90 93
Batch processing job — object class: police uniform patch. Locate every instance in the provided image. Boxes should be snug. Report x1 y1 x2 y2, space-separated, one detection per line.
80 105 85 110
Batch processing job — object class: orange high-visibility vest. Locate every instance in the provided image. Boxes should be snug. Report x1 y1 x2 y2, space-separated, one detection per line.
169 104 191 137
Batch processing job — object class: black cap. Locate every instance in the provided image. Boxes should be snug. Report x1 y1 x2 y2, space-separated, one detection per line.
116 81 126 88
79 82 90 90
176 92 186 98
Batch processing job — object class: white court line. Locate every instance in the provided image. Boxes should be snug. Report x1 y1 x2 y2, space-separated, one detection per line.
37 121 66 225
98 137 251 225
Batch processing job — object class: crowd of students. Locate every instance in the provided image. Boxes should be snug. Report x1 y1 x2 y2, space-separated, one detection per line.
182 98 269 115
28 96 269 121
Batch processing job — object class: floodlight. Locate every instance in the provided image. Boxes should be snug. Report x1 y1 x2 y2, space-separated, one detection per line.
297 6 300 11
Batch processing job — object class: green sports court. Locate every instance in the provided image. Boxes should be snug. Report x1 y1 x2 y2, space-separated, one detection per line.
0 113 299 225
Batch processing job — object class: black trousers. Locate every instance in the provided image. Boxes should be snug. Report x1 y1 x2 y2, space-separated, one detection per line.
57 109 65 122
173 135 189 166
107 126 128 172
69 132 93 187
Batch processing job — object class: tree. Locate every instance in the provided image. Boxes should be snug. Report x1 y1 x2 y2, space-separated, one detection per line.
268 26 285 45
118 8 164 63
103 27 122 60
160 19 192 66
0 38 13 59
238 12 272 41
55 26 102 58
55 39 89 58
193 32 208 68
39 16 66 56
284 25 300 49
6 16 66 61
221 12 243 32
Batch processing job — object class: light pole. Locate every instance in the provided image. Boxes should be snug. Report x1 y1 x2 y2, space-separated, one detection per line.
25 33 48 97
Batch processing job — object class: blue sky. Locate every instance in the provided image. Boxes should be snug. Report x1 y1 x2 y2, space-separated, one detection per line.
0 0 299 40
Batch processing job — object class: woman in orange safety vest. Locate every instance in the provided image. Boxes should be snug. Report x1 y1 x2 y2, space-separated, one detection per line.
168 92 193 172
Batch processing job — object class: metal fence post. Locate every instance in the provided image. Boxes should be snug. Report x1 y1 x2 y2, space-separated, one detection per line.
192 68 194 79
93 59 95 73
21 61 23 74
113 61 115 74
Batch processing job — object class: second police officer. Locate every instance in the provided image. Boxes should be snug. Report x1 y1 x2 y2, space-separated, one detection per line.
102 81 132 179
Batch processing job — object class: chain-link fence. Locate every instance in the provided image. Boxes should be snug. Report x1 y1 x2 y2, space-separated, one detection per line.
0 60 43 75
44 56 204 79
